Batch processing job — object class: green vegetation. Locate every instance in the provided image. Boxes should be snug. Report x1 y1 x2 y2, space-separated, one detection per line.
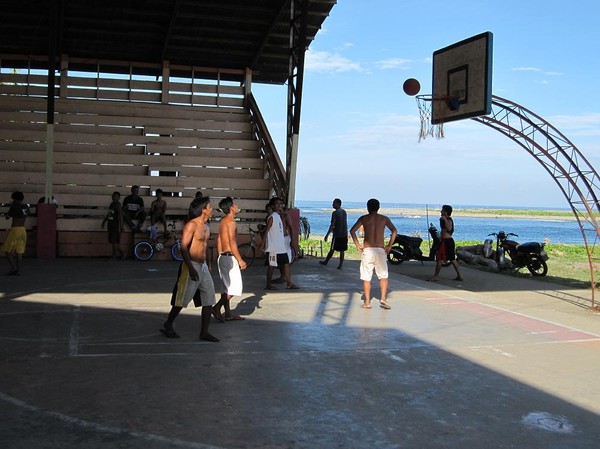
454 208 577 218
299 236 593 289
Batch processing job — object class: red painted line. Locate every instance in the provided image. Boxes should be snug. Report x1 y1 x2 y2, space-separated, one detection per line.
424 296 599 343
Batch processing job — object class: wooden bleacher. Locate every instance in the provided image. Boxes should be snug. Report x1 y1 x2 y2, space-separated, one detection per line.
0 57 283 258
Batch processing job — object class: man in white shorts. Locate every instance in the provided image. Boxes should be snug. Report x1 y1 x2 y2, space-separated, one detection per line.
161 196 219 342
212 197 247 322
350 198 397 310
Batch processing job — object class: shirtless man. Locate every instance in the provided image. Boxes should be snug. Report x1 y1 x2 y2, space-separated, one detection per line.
212 197 247 322
350 198 397 310
150 188 168 236
160 196 219 342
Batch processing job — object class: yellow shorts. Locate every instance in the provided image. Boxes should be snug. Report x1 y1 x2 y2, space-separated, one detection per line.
2 227 27 254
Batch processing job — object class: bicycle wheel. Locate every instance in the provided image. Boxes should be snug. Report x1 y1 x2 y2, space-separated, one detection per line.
134 241 154 261
238 243 255 267
171 241 183 261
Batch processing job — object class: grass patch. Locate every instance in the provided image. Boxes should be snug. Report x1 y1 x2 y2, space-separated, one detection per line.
454 208 577 218
299 236 593 289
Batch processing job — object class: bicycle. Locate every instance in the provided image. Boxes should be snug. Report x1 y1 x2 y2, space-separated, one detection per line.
134 220 183 261
237 226 296 267
238 227 261 267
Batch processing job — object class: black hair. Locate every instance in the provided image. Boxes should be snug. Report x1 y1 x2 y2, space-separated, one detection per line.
367 198 380 213
219 196 234 215
442 204 453 216
269 196 283 206
188 196 210 220
11 191 24 201
333 198 342 206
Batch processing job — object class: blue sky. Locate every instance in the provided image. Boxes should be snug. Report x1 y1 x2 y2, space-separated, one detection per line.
253 0 600 208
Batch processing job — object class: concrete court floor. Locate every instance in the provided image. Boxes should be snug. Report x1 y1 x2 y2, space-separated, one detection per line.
1 255 600 449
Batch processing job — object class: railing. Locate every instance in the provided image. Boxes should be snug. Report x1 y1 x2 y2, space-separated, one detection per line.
246 92 286 200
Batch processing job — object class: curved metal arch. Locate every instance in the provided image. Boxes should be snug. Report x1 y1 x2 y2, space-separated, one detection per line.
472 95 600 309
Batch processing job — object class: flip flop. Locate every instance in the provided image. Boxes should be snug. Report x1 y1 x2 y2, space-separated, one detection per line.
224 315 245 321
427 278 439 282
360 304 372 309
211 309 225 323
159 328 180 339
379 302 391 310
199 334 220 342
286 284 300 289
265 285 278 290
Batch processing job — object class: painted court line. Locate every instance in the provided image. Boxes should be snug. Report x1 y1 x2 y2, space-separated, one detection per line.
392 278 600 343
68 305 81 356
0 391 224 449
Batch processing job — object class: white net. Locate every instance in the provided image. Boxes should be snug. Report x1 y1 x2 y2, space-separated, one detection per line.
416 95 445 142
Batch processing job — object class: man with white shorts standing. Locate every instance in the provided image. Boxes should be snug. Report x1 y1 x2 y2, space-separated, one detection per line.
212 197 247 322
160 195 219 342
350 198 397 310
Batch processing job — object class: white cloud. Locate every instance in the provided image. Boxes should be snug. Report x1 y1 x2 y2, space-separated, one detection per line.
305 50 363 73
375 58 412 70
512 67 542 72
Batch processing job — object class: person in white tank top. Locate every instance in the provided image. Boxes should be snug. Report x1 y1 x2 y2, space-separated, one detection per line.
258 197 299 290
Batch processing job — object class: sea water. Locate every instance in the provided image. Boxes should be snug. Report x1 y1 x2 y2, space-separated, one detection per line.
295 200 586 245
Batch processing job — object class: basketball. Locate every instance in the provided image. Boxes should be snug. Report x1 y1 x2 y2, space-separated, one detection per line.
403 78 420 96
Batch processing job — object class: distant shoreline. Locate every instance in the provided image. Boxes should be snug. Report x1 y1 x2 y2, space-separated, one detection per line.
343 207 579 221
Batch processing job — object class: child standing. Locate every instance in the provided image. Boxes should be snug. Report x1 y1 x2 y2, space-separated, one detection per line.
101 191 125 259
2 191 29 275
150 188 168 238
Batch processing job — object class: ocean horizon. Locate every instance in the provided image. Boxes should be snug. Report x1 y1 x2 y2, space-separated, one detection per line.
295 200 572 212
294 200 584 245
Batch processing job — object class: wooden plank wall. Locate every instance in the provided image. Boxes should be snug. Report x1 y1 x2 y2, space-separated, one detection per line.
0 58 275 256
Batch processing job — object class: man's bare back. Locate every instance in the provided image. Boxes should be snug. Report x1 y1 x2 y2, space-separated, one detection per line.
350 212 397 252
357 213 393 248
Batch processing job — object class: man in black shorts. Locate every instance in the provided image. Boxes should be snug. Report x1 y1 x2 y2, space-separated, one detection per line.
320 198 348 269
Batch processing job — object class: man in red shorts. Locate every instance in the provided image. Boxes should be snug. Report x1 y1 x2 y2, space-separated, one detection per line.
429 204 464 282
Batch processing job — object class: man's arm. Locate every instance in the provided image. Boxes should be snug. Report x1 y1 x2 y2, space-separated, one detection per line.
324 212 335 241
180 221 199 280
257 215 273 252
284 213 297 249
349 216 364 252
385 217 398 254
227 221 247 270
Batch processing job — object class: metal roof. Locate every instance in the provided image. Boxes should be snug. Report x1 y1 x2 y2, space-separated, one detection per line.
0 0 336 83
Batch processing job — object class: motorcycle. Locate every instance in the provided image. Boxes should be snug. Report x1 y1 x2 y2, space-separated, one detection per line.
388 223 449 266
488 231 549 276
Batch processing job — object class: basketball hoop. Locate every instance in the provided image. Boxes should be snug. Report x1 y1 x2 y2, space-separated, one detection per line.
416 94 457 142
